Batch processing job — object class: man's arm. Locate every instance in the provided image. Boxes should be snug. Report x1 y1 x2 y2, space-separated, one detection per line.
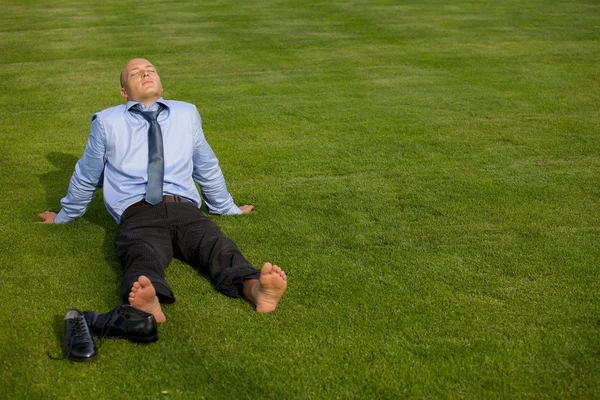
191 108 252 215
37 116 106 224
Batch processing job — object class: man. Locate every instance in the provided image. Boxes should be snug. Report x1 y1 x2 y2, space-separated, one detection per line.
38 58 287 323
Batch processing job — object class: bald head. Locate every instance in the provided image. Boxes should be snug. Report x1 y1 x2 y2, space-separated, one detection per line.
119 58 164 107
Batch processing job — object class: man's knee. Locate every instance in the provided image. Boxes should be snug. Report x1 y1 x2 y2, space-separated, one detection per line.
116 240 173 267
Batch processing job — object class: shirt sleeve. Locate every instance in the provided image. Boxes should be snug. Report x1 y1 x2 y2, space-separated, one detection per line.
190 107 239 215
55 115 106 224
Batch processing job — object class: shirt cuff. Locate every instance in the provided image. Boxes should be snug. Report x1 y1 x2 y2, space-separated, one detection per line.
224 204 242 215
54 209 76 224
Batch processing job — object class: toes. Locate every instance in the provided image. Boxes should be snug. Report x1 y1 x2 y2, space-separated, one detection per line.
262 262 273 274
138 275 152 287
260 262 287 285
271 265 286 280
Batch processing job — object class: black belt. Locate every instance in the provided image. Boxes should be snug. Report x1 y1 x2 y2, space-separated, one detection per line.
127 195 189 210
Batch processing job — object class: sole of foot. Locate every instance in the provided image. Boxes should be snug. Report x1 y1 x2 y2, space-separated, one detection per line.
128 275 167 323
256 263 288 313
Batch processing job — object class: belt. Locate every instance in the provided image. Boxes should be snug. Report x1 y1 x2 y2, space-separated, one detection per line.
127 195 190 210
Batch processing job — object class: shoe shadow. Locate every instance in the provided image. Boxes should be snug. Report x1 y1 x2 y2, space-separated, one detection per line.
52 314 64 343
46 314 65 360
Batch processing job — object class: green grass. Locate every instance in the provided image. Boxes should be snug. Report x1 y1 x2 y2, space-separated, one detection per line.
1 0 599 398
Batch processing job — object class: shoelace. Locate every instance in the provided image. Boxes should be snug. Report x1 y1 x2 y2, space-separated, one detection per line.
48 316 94 360
73 317 93 341
95 307 132 348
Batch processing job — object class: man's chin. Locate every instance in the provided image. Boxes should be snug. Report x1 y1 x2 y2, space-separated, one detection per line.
143 86 162 97
140 86 161 96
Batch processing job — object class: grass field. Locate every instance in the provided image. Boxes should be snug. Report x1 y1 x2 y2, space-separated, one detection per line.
1 0 599 398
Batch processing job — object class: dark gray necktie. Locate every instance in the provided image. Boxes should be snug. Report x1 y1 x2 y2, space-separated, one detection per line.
130 104 165 205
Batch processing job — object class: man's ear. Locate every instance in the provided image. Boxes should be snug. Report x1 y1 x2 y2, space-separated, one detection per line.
120 87 128 99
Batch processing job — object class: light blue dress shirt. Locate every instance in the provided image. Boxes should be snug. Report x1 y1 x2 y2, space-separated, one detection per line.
55 98 241 224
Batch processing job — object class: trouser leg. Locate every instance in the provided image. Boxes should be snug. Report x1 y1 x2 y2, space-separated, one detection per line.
115 205 176 304
169 203 260 298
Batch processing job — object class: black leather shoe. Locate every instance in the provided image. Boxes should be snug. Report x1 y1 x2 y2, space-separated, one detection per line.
83 305 158 343
63 308 98 362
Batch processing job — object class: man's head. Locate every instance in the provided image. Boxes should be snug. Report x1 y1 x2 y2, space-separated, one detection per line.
120 58 163 106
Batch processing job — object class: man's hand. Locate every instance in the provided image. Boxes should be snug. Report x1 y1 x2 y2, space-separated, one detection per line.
239 205 254 214
37 211 57 224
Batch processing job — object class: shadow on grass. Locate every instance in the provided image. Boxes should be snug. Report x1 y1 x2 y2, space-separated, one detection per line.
47 313 65 360
41 152 123 306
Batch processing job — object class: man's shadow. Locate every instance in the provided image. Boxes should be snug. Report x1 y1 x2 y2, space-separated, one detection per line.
41 152 122 306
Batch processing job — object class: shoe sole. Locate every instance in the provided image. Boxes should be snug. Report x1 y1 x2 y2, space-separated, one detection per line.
128 333 158 343
65 352 99 362
96 333 158 343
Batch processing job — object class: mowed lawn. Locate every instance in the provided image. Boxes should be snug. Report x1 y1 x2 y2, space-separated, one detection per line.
0 0 599 398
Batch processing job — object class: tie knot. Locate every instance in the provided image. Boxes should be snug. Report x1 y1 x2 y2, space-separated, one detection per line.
131 104 163 123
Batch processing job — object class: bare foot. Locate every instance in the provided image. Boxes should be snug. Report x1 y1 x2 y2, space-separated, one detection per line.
128 276 166 323
244 263 287 313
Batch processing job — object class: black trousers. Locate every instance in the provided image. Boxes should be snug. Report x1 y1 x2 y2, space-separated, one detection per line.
115 201 260 304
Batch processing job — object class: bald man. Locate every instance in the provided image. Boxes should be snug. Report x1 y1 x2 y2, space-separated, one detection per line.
38 58 287 323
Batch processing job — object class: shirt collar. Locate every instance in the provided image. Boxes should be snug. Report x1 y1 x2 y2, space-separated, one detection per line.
126 97 169 112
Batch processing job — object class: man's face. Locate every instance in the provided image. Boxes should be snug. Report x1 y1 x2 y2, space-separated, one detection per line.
120 58 163 105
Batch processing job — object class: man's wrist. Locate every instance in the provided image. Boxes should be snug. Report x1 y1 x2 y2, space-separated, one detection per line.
225 204 242 215
54 209 75 224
